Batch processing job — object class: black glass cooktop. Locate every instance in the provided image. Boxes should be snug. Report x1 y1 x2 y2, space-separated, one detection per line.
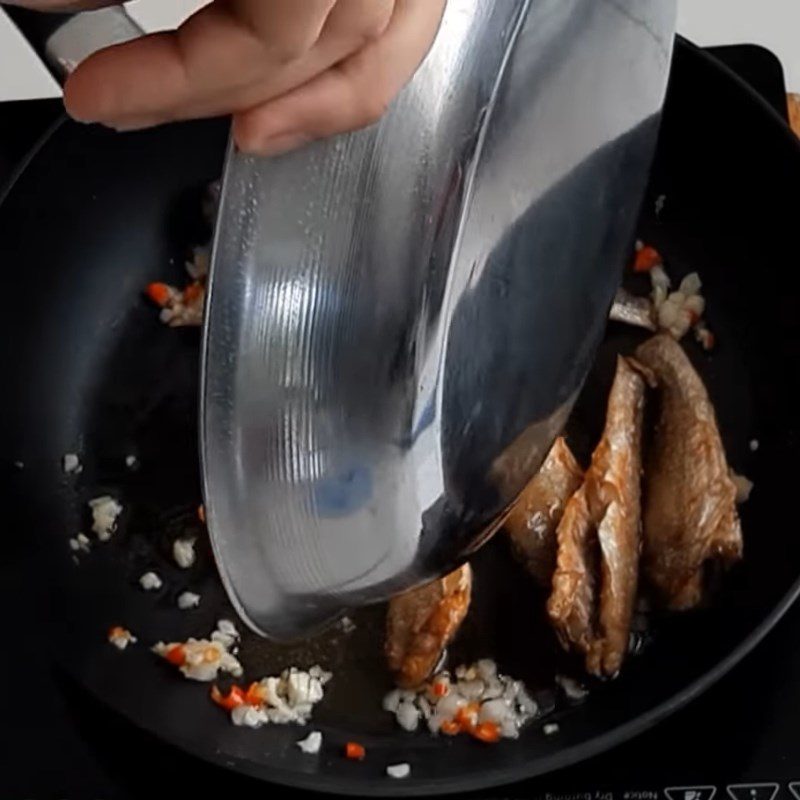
1 44 798 799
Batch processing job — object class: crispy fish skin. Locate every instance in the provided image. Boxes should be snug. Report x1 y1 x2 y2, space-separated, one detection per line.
546 486 597 655
548 356 646 677
635 334 742 610
386 564 472 688
504 437 583 586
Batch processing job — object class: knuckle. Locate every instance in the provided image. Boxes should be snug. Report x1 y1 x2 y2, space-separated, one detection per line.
358 15 390 45
268 38 313 65
335 2 393 50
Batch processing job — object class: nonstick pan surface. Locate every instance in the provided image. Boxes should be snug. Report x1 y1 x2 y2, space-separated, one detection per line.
2 39 800 796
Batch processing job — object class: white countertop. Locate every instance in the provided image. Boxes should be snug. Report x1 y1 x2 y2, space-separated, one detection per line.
1 0 798 101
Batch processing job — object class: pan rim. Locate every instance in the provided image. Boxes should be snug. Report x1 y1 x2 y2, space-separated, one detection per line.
0 107 65 209
12 36 800 796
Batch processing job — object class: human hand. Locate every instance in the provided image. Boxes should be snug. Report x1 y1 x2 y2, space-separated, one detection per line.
7 0 446 155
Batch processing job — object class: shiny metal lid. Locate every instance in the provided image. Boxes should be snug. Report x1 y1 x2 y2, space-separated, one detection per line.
201 0 676 639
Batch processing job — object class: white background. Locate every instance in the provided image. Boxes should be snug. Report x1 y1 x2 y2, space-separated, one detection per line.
1 0 799 100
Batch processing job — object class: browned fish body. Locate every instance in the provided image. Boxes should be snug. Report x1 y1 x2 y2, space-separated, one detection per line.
504 437 583 585
635 334 742 610
385 564 472 688
548 357 647 676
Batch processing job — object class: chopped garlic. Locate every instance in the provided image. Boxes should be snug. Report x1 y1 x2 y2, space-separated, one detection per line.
70 533 91 555
383 689 401 714
108 626 136 650
211 619 240 649
231 704 269 728
296 731 323 754
339 615 356 633
650 264 671 296
458 679 485 700
694 324 715 350
173 538 196 568
678 272 702 295
139 571 162 591
386 763 411 779
478 698 512 725
384 661 536 740
63 453 82 474
153 637 242 682
210 631 235 648
89 496 122 541
683 293 705 319
396 701 421 732
177 590 201 609
308 664 332 683
287 669 324 706
224 667 331 728
217 619 238 638
543 722 560 735
476 659 498 681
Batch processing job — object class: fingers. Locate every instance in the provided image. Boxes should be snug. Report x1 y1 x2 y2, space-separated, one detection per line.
63 0 392 129
232 0 336 55
60 0 439 150
317 0 394 49
64 1 337 126
232 0 445 155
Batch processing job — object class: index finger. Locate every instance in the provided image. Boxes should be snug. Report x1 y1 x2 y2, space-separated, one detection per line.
63 0 342 128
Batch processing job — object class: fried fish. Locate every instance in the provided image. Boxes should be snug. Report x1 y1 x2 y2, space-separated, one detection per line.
504 437 583 586
548 356 647 676
386 564 472 688
635 334 743 610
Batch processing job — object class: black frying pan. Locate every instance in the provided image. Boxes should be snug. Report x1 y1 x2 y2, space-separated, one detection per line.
2 37 800 796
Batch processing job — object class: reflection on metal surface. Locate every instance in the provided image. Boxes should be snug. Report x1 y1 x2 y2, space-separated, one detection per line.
45 8 143 77
610 288 657 331
201 0 677 639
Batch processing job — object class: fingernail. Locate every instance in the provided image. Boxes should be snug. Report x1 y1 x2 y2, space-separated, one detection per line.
110 121 147 133
63 102 95 125
242 132 312 157
110 115 168 133
66 112 94 125
65 109 144 132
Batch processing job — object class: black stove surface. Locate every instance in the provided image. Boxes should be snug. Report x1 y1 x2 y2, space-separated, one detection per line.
1 45 798 799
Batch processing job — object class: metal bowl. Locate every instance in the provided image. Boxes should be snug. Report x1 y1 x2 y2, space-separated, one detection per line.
201 0 676 639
